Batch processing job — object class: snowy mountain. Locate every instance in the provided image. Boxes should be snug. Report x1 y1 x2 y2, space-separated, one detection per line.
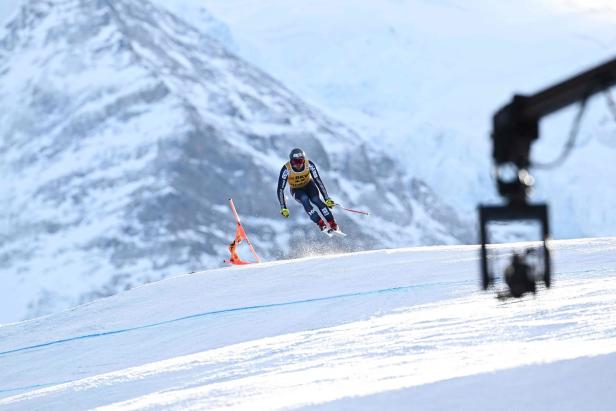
197 0 616 239
0 0 470 322
1 238 615 409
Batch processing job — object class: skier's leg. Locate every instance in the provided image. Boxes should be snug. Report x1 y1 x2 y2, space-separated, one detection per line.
306 182 335 223
292 188 322 224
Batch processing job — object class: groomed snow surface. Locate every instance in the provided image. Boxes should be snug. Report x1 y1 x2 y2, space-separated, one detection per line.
1 238 616 410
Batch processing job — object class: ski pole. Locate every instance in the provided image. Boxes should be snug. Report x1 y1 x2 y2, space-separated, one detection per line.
334 203 370 216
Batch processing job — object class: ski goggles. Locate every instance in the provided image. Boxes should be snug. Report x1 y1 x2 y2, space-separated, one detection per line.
290 158 305 168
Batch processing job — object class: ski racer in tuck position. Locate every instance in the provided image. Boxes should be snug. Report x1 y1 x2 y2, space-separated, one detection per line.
277 148 343 236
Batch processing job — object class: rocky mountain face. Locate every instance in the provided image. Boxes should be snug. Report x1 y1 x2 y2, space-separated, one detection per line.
196 0 616 241
0 0 472 323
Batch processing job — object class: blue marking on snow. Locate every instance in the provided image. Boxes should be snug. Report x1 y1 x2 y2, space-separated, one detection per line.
0 379 78 395
0 280 471 359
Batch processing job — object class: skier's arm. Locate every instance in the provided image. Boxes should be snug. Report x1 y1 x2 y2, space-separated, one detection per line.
309 161 330 199
277 166 288 208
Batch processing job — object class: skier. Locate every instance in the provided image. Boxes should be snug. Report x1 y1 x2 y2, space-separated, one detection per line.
277 148 341 235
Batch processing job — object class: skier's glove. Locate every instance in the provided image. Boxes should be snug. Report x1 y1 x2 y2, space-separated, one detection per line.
280 208 289 218
325 198 335 208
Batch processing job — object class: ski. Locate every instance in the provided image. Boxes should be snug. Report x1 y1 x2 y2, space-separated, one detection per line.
329 228 346 237
324 223 346 237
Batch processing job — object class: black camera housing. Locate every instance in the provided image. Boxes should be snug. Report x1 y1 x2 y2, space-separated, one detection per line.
479 204 551 293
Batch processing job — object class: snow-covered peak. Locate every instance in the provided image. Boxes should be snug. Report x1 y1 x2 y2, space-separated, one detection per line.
199 0 616 237
0 0 471 323
149 0 236 51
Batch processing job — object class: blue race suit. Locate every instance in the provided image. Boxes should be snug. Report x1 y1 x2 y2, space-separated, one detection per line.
277 160 335 224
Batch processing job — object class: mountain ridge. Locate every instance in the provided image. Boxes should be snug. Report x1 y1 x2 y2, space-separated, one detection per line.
0 0 471 322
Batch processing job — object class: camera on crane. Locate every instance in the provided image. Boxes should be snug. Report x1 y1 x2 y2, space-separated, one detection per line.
480 55 616 298
478 202 551 299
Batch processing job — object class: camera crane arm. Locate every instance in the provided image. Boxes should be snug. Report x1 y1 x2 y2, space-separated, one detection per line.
480 55 616 293
491 56 616 203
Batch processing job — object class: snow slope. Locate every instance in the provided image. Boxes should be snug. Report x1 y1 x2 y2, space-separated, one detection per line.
1 237 615 409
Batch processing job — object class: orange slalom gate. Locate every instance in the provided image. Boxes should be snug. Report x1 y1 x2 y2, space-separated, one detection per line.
224 198 261 265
